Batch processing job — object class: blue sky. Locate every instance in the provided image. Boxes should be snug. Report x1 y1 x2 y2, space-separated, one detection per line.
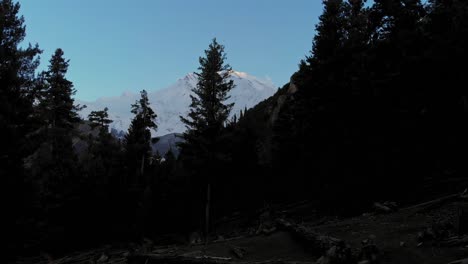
19 0 323 101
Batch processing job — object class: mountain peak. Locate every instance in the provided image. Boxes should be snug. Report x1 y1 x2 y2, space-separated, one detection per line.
78 71 276 136
180 72 198 82
180 70 250 82
229 70 249 78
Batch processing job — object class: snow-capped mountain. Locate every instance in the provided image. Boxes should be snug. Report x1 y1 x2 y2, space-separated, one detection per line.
77 71 277 137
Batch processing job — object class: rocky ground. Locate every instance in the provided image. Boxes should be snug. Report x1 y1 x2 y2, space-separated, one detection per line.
13 195 468 264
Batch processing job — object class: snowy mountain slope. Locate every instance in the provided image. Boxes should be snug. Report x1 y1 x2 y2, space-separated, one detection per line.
77 71 277 136
151 133 184 157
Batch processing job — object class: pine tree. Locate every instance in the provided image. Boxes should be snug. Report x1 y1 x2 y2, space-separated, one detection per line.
22 49 84 249
180 39 235 167
88 107 112 131
40 49 80 129
82 108 120 190
338 0 370 101
124 90 157 184
294 0 347 97
33 49 79 175
344 0 369 50
0 0 41 179
0 0 41 255
162 147 177 180
274 0 350 203
33 48 80 198
179 38 235 241
370 0 424 40
311 0 347 64
367 0 425 113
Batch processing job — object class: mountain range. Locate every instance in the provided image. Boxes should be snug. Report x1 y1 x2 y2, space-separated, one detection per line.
77 71 277 137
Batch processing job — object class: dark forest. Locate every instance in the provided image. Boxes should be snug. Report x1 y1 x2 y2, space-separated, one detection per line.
2 0 468 263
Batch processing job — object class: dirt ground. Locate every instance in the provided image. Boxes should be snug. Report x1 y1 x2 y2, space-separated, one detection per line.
13 198 468 264
185 231 316 261
311 200 468 263
174 199 468 263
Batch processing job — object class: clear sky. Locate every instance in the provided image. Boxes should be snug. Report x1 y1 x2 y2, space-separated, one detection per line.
19 0 323 101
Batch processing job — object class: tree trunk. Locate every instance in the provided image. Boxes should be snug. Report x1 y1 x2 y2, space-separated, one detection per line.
140 154 145 183
205 183 211 245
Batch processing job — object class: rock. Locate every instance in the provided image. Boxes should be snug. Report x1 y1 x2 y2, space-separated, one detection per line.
456 204 468 235
247 227 256 236
417 227 436 242
230 246 246 259
417 231 424 241
399 241 406 247
189 231 202 245
320 243 352 264
315 245 352 264
262 226 277 235
270 94 288 124
142 237 154 253
97 254 109 263
359 244 379 264
418 221 454 244
315 256 330 264
275 218 344 254
288 81 298 94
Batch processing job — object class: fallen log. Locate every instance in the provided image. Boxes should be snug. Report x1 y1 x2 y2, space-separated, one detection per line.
403 193 461 213
440 235 468 247
211 236 246 244
127 254 231 264
448 257 468 264
51 249 129 264
127 254 314 264
373 202 393 214
275 219 343 255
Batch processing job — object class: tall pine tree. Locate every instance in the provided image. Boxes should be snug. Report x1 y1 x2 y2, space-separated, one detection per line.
124 90 157 184
32 49 81 219
0 0 41 255
40 49 80 129
179 38 235 241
